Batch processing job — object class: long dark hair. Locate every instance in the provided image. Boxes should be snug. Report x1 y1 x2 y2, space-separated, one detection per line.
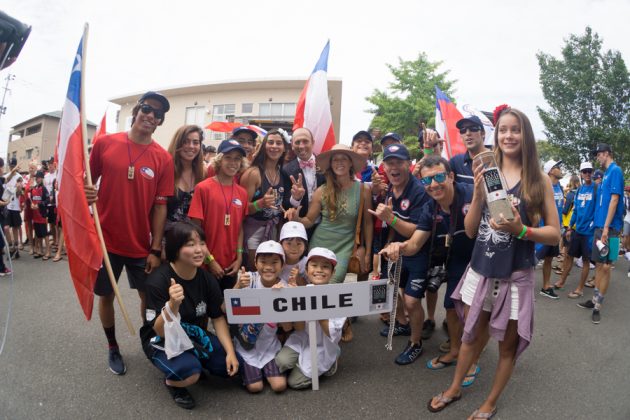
165 221 206 263
251 129 287 173
167 125 206 192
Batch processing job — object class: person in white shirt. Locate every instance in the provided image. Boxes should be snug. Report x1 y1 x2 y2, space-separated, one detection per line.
275 247 345 389
3 158 24 258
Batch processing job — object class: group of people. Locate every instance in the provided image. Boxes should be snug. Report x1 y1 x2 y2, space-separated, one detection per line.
14 89 623 418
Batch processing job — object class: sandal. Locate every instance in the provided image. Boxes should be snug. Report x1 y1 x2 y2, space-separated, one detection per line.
585 280 595 288
427 391 461 413
52 256 63 262
33 254 42 259
568 290 583 298
42 255 50 261
553 283 565 290
468 407 497 419
341 319 353 343
462 364 480 387
426 355 457 370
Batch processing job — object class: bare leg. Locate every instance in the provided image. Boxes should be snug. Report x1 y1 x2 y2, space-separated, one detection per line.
426 290 437 322
138 290 147 323
395 290 407 324
404 294 424 345
542 256 553 289
267 375 287 393
99 293 116 329
556 256 574 287
166 373 200 388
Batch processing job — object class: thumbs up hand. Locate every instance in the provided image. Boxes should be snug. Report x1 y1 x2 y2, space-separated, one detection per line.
288 266 299 287
261 187 277 209
237 267 251 289
168 278 185 308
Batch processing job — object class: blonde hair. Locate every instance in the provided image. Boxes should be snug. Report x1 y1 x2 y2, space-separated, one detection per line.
210 152 249 175
321 154 355 222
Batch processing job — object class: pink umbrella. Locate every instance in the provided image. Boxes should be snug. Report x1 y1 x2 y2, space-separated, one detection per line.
205 121 243 132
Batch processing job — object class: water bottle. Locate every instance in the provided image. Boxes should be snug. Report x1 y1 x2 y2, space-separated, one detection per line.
595 240 609 257
473 150 514 222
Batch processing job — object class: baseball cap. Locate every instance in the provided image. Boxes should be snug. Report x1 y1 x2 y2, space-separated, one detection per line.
383 143 411 161
456 115 484 130
543 159 562 174
352 130 373 143
279 222 308 242
380 132 402 144
307 247 337 267
590 143 612 157
217 139 246 156
255 240 285 263
593 170 603 179
579 162 593 171
232 126 258 141
138 91 170 112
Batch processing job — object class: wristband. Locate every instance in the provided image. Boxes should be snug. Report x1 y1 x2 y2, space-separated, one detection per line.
253 200 261 212
236 248 244 253
423 148 434 155
204 254 215 264
150 249 161 258
517 225 527 240
390 215 398 227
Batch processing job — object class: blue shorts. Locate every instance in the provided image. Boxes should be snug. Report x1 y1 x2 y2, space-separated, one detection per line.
399 257 428 299
535 244 560 260
150 333 242 380
444 263 468 310
591 228 620 264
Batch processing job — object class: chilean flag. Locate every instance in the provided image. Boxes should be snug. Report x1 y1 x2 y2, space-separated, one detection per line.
435 86 466 160
56 29 104 320
293 41 335 154
231 297 261 316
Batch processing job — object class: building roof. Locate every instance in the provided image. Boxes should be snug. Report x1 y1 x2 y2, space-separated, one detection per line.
109 77 343 104
11 110 97 130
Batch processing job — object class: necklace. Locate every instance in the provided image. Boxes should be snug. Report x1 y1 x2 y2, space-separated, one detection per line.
216 177 234 226
126 134 152 180
264 167 279 186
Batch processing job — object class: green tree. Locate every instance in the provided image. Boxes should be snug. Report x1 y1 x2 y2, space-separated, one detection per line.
537 27 630 176
366 53 456 160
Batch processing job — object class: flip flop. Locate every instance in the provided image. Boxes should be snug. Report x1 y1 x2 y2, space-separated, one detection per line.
553 283 565 290
426 355 457 370
462 364 481 387
33 254 42 259
568 290 583 298
42 256 50 261
52 256 63 262
468 407 497 419
427 391 461 413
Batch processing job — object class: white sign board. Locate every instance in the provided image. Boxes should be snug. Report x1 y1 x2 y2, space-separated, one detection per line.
224 280 392 324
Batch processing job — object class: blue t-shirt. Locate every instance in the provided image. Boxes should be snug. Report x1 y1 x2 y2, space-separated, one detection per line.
416 183 475 271
594 162 625 230
569 183 596 236
552 182 564 223
387 175 429 243
449 152 474 185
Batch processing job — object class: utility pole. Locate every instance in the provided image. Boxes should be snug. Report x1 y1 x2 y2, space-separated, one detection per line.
0 73 15 122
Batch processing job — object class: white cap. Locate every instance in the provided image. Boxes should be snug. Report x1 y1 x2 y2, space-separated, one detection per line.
255 240 285 263
579 162 593 171
543 159 562 174
306 247 337 267
279 221 308 242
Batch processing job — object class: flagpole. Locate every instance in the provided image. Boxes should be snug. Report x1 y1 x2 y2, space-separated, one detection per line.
79 23 135 335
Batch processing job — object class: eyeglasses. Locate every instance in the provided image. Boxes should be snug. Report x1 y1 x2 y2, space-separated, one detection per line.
139 104 165 120
420 171 448 186
459 126 482 134
580 169 593 174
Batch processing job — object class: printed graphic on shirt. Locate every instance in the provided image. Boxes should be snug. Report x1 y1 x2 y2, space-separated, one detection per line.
195 301 207 317
477 210 513 256
140 167 155 180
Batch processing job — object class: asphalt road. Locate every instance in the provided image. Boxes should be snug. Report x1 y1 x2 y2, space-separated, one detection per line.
1 254 629 420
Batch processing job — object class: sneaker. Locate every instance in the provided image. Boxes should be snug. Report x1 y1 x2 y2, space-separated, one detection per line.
108 348 127 375
380 321 411 337
591 310 601 324
539 288 559 299
577 300 595 309
324 359 338 377
395 341 423 365
0 268 11 277
165 382 195 409
421 319 436 340
575 257 583 268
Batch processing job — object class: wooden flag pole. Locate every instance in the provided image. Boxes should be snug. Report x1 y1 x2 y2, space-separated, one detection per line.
79 23 135 335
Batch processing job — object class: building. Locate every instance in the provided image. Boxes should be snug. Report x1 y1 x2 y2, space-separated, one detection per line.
7 111 96 169
109 77 342 149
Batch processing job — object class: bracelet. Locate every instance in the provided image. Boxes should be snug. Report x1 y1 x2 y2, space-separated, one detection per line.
150 249 161 258
236 248 244 253
253 200 261 212
390 215 398 227
204 254 215 264
423 148 434 155
517 225 527 240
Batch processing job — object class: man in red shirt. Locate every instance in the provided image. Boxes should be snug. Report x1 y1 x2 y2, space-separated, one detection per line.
188 139 249 291
86 91 174 375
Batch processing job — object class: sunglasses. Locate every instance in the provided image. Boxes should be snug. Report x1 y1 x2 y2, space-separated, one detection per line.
459 126 482 134
421 171 448 186
139 103 165 120
581 169 593 174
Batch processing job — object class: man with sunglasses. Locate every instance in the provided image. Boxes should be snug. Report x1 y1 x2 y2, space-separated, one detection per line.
380 155 476 376
555 162 597 298
450 116 486 185
537 159 565 299
86 91 175 375
369 143 430 365
578 143 625 324
231 127 258 161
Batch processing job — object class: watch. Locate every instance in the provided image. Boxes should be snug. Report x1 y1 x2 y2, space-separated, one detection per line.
150 249 161 258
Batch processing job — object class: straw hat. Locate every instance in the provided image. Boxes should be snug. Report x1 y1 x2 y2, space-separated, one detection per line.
316 144 367 174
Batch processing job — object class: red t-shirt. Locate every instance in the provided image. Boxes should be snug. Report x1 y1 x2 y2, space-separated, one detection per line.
188 177 248 268
90 132 174 258
29 184 47 224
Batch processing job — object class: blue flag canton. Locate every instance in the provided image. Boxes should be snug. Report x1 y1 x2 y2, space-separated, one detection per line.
231 298 241 307
66 38 83 108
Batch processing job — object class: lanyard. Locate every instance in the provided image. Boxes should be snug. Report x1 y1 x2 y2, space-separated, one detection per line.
126 134 152 180
218 179 234 226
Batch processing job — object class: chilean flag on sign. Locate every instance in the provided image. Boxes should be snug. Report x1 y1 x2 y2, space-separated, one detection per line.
293 41 336 154
231 297 261 316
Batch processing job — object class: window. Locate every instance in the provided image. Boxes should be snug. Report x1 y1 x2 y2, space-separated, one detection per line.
258 102 297 117
9 130 23 142
11 152 16 161
211 104 236 140
26 124 41 136
26 148 33 159
185 106 205 126
241 103 253 113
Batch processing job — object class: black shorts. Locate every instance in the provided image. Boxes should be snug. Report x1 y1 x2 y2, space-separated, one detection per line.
567 232 593 259
536 244 560 260
34 223 48 238
7 210 22 228
47 207 56 224
94 252 147 296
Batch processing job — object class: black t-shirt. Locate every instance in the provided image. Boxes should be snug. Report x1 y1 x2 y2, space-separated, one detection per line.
142 263 224 350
